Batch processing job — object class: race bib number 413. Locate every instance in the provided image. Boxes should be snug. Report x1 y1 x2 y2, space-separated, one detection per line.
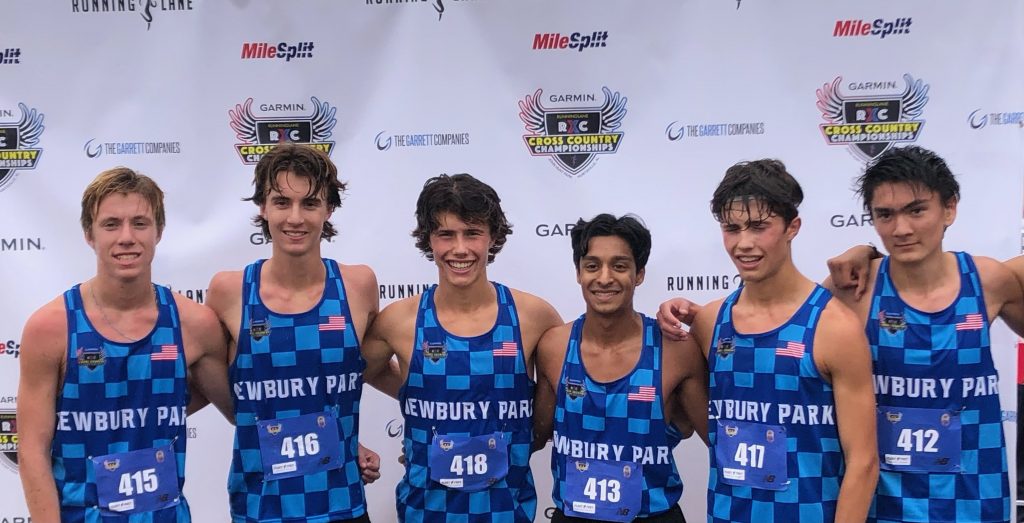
564 459 642 522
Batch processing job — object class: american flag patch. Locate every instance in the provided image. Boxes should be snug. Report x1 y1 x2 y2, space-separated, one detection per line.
776 341 805 359
319 316 347 331
151 344 178 361
493 341 518 357
627 386 656 402
955 313 983 331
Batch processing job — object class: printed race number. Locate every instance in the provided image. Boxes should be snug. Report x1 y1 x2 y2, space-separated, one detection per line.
117 468 158 497
449 453 488 476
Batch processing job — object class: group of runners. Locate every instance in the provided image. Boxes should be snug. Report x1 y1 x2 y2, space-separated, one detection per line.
15 143 1021 523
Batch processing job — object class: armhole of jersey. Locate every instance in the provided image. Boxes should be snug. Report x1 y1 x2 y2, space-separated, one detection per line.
329 259 362 350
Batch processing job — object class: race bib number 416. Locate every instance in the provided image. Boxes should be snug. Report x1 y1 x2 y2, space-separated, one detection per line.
257 411 343 480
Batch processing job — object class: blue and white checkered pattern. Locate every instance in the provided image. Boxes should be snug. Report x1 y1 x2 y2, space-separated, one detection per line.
397 282 536 523
551 313 683 518
229 259 367 522
54 284 190 523
867 253 1009 523
708 285 842 523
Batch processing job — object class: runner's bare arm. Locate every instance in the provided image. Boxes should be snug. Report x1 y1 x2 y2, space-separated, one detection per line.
17 300 66 522
816 303 879 523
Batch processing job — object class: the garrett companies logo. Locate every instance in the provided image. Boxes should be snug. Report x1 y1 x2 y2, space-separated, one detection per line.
665 120 764 141
241 41 315 61
532 31 608 52
520 87 627 178
229 97 336 165
0 103 44 192
816 74 929 161
70 0 195 30
968 109 1024 130
83 138 181 158
374 130 470 151
833 17 911 38
0 409 17 473
1 47 21 65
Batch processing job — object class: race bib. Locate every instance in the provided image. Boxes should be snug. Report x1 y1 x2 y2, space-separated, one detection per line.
257 411 343 480
92 444 180 515
428 432 509 492
564 458 642 522
715 420 789 490
877 406 961 473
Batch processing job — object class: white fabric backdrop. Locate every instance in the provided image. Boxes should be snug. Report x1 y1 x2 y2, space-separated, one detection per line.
2 1 1022 521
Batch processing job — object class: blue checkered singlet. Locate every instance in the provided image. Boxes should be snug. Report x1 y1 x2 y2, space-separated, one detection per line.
551 313 684 518
867 253 1009 523
707 284 842 523
229 259 366 522
54 284 190 523
396 282 536 523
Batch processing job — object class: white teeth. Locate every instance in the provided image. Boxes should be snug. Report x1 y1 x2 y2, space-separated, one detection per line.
114 254 139 260
449 261 472 269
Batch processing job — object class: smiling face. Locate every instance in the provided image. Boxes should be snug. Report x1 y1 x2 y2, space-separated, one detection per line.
86 192 160 281
719 198 800 285
577 235 644 316
869 181 955 264
260 170 333 258
429 212 493 288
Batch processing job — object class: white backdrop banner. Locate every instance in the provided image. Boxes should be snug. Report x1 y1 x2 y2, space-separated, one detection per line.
2 1 1023 522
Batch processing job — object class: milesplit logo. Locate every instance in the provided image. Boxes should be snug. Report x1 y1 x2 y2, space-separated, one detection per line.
968 109 1024 130
816 74 929 161
1 339 19 359
375 130 470 151
0 103 45 192
833 17 911 38
0 47 21 65
84 138 181 158
229 97 336 165
532 31 608 52
519 87 627 178
241 41 315 61
70 0 195 30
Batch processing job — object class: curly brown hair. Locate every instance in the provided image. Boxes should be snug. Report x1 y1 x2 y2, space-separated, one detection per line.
245 143 346 240
412 174 512 263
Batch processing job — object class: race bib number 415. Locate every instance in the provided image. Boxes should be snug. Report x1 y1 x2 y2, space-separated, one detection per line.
92 444 180 515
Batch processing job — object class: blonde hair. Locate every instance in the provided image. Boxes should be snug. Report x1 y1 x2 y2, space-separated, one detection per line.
80 167 166 235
